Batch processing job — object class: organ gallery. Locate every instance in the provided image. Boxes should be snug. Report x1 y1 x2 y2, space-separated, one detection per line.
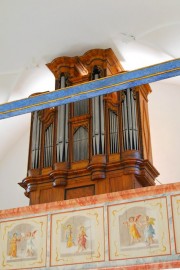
19 48 159 205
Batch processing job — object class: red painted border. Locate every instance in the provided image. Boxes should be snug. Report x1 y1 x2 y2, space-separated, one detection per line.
88 260 180 270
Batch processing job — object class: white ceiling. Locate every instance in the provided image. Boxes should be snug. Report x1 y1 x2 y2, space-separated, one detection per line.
0 0 180 210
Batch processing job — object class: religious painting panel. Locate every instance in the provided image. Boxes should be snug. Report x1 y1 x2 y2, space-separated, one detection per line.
171 194 180 254
0 215 48 269
50 206 105 266
108 197 171 261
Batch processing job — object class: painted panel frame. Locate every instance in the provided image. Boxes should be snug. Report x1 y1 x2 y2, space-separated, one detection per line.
50 206 105 266
0 215 48 269
171 194 180 254
108 197 171 261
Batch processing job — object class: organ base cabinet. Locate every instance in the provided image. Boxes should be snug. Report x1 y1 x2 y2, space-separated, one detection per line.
19 48 159 205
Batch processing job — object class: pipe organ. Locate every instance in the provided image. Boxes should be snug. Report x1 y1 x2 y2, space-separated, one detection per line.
20 48 159 205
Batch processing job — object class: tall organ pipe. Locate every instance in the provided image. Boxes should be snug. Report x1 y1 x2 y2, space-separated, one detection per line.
50 124 53 164
123 93 129 150
46 126 50 166
122 89 138 151
92 97 96 154
92 71 105 155
109 110 119 154
127 88 133 150
31 111 42 169
56 75 69 162
31 112 37 169
44 124 53 167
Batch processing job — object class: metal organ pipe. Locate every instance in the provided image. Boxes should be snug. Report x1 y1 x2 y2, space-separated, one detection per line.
44 126 48 167
122 99 126 150
46 127 50 166
74 99 88 116
44 129 47 167
100 89 105 154
127 88 133 150
73 127 88 161
110 110 112 153
56 75 69 162
94 87 100 154
121 89 139 151
31 111 42 169
92 96 96 154
36 113 41 168
92 72 105 155
65 102 68 161
133 91 138 150
109 110 119 154
43 123 54 167
123 93 129 150
73 97 89 161
48 125 51 165
131 90 135 149
31 112 37 169
49 124 53 165
131 90 138 150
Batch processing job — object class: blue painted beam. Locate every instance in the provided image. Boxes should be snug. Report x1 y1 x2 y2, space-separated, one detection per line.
0 59 180 120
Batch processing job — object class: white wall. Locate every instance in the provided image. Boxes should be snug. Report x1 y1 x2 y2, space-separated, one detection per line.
149 80 180 184
0 116 30 210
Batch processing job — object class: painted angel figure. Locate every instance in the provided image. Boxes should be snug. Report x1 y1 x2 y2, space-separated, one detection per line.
65 224 75 248
8 233 21 258
77 226 87 252
123 215 141 244
26 230 37 256
143 216 156 246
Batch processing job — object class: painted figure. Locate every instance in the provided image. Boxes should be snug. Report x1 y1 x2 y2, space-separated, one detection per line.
124 215 141 244
77 226 87 252
66 224 75 248
143 216 156 246
8 233 21 257
26 230 37 256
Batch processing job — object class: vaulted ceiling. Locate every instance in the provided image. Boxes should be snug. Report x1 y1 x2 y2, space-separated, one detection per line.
0 0 180 209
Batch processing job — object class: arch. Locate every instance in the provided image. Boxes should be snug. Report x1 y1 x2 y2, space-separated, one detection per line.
73 126 88 161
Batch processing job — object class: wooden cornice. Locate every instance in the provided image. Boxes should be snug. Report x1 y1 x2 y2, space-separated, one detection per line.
46 48 124 80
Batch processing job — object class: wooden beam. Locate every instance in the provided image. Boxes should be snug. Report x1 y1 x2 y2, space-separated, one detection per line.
0 59 180 120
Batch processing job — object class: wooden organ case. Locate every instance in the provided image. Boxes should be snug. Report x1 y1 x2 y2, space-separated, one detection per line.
19 48 159 205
